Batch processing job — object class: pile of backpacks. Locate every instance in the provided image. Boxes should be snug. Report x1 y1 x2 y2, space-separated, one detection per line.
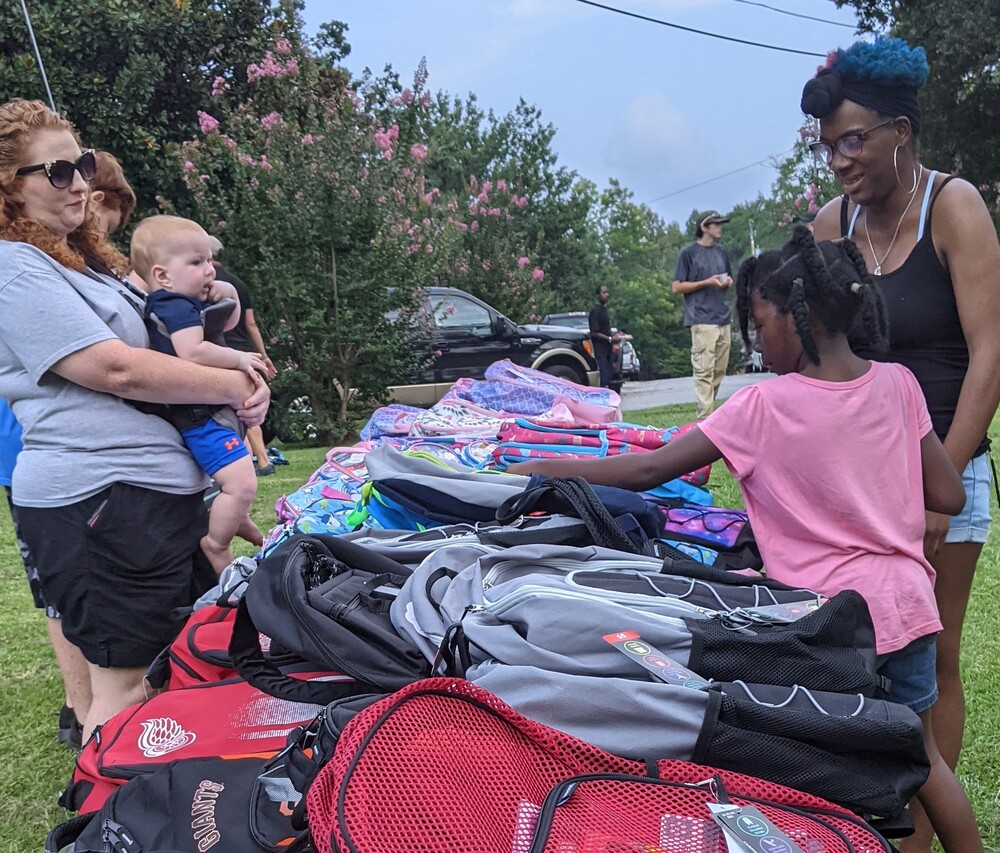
48 362 921 852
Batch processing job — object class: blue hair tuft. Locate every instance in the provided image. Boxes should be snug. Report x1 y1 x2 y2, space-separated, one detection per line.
832 37 929 89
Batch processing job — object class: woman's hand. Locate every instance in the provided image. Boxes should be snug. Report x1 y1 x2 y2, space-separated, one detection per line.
924 510 951 559
236 370 270 427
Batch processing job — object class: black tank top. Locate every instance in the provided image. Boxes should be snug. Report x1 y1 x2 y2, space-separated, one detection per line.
842 174 988 457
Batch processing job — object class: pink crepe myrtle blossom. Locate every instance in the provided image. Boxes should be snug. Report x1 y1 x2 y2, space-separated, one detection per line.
259 155 273 171
517 256 530 268
211 76 229 97
261 111 283 131
274 38 292 54
247 51 299 83
410 143 427 162
183 160 195 171
482 260 491 272
470 220 479 232
531 268 544 282
238 154 255 166
197 111 220 134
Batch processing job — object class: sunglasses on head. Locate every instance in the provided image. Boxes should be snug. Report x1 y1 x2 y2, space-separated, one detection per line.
15 149 96 189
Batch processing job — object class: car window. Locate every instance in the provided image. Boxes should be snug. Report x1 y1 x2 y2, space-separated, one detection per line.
431 295 493 335
542 314 588 331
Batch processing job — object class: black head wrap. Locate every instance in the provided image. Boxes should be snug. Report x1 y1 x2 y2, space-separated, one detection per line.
801 68 922 134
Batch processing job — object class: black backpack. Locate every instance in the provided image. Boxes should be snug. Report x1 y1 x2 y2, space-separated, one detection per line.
47 757 309 852
229 534 430 706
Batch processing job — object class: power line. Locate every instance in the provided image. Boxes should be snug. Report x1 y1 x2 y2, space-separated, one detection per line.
570 0 826 57
730 0 856 29
647 149 794 203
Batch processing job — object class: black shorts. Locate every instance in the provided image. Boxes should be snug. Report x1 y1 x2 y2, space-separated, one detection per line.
16 483 213 668
5 486 58 617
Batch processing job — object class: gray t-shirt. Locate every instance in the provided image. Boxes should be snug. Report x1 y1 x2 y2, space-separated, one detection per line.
0 241 207 507
673 242 732 327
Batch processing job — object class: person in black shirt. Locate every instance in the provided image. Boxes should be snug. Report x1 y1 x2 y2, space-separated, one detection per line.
588 285 616 388
207 237 278 475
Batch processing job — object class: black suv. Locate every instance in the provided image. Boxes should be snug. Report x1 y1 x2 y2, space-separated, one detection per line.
390 287 600 406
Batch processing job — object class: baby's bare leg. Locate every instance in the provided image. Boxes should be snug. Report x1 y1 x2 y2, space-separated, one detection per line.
202 455 258 574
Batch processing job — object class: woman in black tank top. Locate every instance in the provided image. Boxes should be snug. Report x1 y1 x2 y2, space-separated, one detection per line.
801 38 1000 853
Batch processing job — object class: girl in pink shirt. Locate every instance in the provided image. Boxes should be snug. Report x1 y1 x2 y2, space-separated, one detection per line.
510 227 979 852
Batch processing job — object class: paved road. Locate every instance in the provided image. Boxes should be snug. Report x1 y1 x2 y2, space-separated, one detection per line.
619 372 774 413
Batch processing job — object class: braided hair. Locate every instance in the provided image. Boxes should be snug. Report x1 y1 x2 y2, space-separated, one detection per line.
736 225 888 365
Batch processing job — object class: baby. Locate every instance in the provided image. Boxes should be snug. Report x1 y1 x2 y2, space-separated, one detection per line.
131 215 265 573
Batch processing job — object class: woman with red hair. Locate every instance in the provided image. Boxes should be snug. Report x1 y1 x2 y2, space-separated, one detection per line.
0 99 269 741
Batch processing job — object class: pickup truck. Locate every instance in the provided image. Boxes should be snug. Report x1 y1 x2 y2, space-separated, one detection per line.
389 287 601 406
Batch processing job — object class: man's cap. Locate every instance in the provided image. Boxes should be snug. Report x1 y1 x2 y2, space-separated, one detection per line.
698 211 730 229
207 235 224 257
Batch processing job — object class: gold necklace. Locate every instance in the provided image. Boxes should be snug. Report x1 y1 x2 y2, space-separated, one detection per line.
863 166 923 275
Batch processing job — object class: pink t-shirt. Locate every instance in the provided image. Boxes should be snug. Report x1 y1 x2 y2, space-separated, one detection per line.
698 361 941 654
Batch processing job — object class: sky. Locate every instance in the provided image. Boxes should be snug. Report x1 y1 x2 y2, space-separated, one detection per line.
300 0 863 227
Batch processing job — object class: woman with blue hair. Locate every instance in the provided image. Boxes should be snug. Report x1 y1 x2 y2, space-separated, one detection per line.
803 38 1000 852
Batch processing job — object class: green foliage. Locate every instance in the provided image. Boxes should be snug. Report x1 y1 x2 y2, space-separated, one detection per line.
0 0 275 216
769 120 843 227
590 182 689 378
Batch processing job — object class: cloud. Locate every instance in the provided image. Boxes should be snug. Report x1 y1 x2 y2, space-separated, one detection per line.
604 93 716 202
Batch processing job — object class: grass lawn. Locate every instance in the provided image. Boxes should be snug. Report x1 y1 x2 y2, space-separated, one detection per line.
1 404 998 851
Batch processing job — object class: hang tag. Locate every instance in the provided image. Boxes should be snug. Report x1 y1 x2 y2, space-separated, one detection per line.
602 630 710 688
706 803 806 853
735 598 826 624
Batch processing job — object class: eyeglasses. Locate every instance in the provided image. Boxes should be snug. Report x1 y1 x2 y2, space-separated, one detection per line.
808 119 895 167
15 149 96 189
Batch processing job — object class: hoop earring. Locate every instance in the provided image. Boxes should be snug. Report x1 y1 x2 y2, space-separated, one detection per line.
894 145 918 192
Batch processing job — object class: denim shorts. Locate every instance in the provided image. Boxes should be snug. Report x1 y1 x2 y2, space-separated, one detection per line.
876 634 938 714
945 453 992 545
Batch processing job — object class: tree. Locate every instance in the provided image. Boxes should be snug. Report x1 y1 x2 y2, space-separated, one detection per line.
836 0 1000 212
176 34 546 441
0 0 276 216
588 181 689 378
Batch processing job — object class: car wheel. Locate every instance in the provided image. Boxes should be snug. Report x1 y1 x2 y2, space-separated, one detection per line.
542 363 587 386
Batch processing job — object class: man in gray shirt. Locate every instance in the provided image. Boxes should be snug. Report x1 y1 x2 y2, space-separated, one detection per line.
672 211 733 419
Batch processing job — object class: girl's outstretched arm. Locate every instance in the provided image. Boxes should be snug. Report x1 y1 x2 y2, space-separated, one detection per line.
920 431 966 516
507 427 723 492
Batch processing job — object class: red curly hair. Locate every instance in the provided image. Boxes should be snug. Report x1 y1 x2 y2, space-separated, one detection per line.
0 99 128 273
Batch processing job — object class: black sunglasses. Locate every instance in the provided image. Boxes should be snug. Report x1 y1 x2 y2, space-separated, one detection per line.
15 149 96 189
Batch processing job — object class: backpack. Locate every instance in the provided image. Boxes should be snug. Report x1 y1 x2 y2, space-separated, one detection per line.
652 498 763 570
470 662 927 816
305 678 896 853
229 534 431 706
61 675 331 814
398 541 881 696
48 757 309 853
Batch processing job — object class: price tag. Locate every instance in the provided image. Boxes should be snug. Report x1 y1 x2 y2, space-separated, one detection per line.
706 803 806 853
602 630 710 689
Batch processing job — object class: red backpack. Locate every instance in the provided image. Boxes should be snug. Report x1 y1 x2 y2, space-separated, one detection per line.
307 678 894 853
145 604 241 690
62 674 346 814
